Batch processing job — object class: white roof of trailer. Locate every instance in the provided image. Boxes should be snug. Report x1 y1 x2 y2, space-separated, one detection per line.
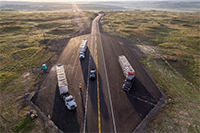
119 55 135 76
56 64 68 87
80 40 87 48
59 86 68 94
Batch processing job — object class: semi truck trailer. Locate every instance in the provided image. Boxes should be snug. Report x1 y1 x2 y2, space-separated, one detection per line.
79 40 87 59
56 64 77 110
118 55 135 91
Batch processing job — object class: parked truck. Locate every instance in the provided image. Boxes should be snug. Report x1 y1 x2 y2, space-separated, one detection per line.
56 64 77 110
79 40 87 59
118 55 135 91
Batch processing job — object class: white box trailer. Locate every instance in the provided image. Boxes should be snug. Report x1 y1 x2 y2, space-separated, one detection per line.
119 55 135 91
79 40 87 59
56 64 77 110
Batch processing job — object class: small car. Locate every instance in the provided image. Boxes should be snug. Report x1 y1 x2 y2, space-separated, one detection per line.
89 69 96 79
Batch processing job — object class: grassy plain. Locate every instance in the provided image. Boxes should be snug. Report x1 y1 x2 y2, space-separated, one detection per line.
101 11 200 132
0 11 95 132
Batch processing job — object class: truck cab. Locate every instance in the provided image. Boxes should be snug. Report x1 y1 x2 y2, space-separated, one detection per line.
64 95 77 110
123 77 134 91
79 40 87 59
79 52 85 59
123 72 135 92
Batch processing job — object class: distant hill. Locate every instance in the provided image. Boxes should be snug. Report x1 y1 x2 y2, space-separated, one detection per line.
0 1 199 12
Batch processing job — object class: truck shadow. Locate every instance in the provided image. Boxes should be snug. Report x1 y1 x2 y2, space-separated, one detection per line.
51 84 79 132
126 78 158 120
79 48 90 87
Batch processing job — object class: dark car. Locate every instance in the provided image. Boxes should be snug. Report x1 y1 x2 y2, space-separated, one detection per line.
90 69 96 79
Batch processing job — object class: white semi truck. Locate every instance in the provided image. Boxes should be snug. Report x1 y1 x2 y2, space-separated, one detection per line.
119 55 135 91
79 40 87 59
56 64 77 110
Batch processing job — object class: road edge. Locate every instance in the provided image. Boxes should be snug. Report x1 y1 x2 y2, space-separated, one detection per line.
133 63 167 132
26 92 63 133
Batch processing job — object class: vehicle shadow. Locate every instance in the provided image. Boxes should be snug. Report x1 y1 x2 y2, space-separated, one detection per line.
79 48 91 132
80 47 109 132
51 84 79 132
126 78 158 120
80 48 90 86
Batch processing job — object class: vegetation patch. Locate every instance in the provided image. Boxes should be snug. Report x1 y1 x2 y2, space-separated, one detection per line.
0 21 15 25
12 48 38 60
0 54 6 61
1 25 22 33
47 28 75 35
0 71 18 90
16 44 33 49
12 115 35 132
0 71 16 82
36 23 61 29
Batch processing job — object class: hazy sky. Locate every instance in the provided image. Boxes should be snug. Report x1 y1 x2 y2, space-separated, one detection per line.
1 0 194 2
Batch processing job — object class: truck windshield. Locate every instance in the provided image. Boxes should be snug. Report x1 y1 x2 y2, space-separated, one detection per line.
125 81 131 87
67 98 73 102
91 71 95 74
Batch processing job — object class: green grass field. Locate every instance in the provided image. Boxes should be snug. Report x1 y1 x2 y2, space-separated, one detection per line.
101 11 200 132
0 11 95 132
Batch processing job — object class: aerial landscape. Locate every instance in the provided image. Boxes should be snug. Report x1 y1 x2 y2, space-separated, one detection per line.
0 0 199 133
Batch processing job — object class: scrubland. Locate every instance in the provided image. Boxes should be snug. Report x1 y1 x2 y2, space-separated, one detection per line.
0 11 95 132
101 11 200 132
0 10 199 132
